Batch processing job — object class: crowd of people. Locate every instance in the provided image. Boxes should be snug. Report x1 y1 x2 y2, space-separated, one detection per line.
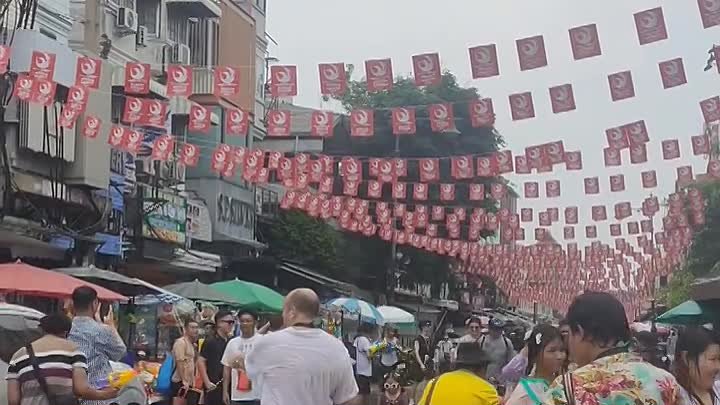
4 287 720 405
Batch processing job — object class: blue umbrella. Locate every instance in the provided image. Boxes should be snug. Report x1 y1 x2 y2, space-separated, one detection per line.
326 298 385 325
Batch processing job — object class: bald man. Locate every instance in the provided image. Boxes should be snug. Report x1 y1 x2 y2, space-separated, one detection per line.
243 289 359 405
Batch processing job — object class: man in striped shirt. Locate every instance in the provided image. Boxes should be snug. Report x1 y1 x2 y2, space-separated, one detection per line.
68 287 127 405
6 313 118 405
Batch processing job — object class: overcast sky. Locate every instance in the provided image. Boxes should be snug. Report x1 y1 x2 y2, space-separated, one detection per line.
265 0 719 254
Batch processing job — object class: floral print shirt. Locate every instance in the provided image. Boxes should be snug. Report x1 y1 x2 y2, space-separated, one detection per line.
541 352 685 405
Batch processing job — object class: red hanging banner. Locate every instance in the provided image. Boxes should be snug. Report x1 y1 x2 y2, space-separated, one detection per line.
365 59 393 92
166 65 193 97
81 116 101 139
318 63 347 96
635 7 668 44
124 62 150 94
75 56 102 89
270 65 298 98
30 51 56 81
468 44 499 79
267 110 291 136
213 66 240 98
391 107 416 135
350 109 374 137
428 103 455 132
568 24 602 60
608 71 635 102
310 111 334 137
509 92 535 120
659 58 687 89
516 35 548 71
549 84 576 113
469 98 495 127
412 53 441 87
225 108 249 136
189 104 211 133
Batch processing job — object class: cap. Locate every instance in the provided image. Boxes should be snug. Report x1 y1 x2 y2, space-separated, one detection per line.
420 320 432 328
489 318 505 329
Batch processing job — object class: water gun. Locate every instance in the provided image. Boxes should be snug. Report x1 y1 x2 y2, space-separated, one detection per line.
95 370 138 389
369 340 396 357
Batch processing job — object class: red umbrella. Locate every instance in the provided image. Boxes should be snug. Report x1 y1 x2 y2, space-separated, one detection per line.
0 262 127 301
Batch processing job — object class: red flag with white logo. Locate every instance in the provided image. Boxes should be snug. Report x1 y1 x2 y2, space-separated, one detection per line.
30 51 56 81
350 109 374 137
468 184 484 201
364 59 393 92
141 100 168 128
413 183 429 201
124 62 150 94
509 92 535 120
692 135 711 155
490 183 506 200
428 103 455 132
189 104 211 133
80 116 101 139
604 147 622 167
391 107 416 135
569 24 602 60
267 110 291 136
629 144 648 164
107 126 126 149
564 227 575 240
412 53 441 87
628 222 640 235
659 58 687 89
210 147 230 173
416 158 438 182
318 63 346 96
30 79 56 106
677 166 694 184
641 170 657 188
662 139 681 160
606 126 629 149
468 98 495 127
270 65 298 97
610 224 621 237
698 0 720 29
565 206 579 224
610 174 626 192
586 226 598 238
521 208 533 222
592 206 607 221
524 182 539 198
367 180 382 199
213 66 240 98
151 135 175 161
608 71 635 102
516 35 548 71
514 155 530 174
468 44 499 78
624 120 649 145
564 151 583 170
75 56 102 89
439 184 455 201
123 129 143 155
13 75 32 101
700 96 720 123
494 150 513 174
310 111 333 137
122 97 144 125
476 155 499 177
225 108 249 136
166 65 193 97
59 106 80 129
546 180 561 198
635 7 668 44
66 85 89 113
549 84 576 113
451 156 474 179
584 177 600 194
179 143 200 167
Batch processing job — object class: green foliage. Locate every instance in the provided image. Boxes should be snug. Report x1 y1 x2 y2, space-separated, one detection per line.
660 268 694 308
264 210 344 278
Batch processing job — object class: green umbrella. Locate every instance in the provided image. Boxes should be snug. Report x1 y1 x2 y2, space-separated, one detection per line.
211 279 284 313
656 300 718 325
164 279 241 305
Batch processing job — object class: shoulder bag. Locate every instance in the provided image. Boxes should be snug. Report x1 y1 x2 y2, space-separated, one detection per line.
26 344 80 405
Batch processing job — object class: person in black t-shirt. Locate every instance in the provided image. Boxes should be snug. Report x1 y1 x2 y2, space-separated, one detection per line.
198 310 235 405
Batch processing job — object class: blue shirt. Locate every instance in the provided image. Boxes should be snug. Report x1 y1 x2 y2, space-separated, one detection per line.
68 317 127 405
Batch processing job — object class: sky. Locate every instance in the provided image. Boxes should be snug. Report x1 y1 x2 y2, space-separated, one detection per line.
264 0 719 256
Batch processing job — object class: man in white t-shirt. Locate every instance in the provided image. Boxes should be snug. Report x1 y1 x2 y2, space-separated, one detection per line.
243 288 360 405
353 324 374 403
221 310 263 405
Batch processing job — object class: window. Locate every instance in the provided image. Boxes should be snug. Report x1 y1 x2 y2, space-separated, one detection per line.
137 0 161 36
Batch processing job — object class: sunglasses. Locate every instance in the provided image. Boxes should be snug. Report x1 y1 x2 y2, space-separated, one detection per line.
384 383 399 389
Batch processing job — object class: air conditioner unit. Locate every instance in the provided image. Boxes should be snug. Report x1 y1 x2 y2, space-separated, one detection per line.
136 25 147 46
171 43 191 65
116 7 138 32
18 101 76 162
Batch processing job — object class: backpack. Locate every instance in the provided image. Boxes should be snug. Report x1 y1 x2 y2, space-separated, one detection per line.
155 353 175 395
479 335 513 362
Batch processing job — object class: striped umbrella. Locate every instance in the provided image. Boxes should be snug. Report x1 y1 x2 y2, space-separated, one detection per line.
326 298 385 325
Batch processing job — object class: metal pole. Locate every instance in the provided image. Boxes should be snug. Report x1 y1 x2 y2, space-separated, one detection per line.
532 301 538 324
386 135 401 304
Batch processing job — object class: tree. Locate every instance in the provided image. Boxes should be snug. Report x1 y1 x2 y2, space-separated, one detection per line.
260 210 344 278
324 70 506 299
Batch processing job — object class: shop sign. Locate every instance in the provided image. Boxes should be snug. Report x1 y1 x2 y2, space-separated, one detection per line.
187 199 212 242
142 187 187 245
216 192 255 240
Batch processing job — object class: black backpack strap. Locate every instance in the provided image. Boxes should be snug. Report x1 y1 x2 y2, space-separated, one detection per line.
26 344 56 404
479 336 486 350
